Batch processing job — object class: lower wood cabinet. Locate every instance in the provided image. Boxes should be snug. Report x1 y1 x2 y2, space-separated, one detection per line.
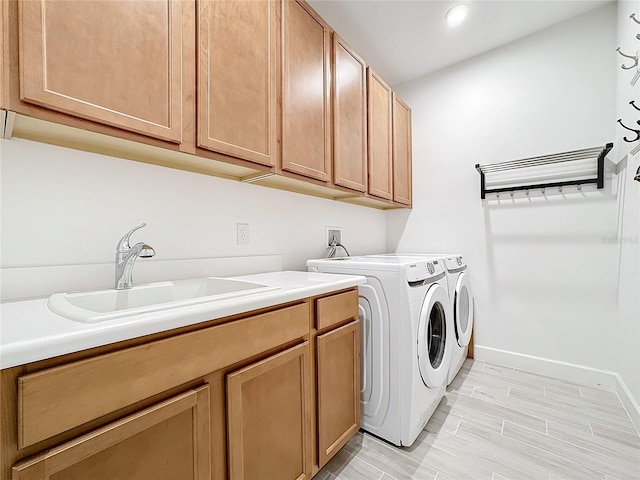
3 290 361 480
227 342 312 480
12 385 211 480
316 320 361 468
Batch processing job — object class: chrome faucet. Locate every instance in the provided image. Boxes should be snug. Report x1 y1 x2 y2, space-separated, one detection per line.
115 223 155 290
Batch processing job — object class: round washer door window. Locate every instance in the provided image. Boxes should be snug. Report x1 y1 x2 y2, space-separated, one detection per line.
417 283 452 388
454 272 473 347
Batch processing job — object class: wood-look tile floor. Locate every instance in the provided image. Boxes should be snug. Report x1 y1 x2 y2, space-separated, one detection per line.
316 359 640 480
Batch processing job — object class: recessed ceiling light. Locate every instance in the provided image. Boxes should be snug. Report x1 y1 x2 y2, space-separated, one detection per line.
446 4 468 27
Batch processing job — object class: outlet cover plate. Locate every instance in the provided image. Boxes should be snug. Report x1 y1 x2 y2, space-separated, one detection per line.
237 223 249 245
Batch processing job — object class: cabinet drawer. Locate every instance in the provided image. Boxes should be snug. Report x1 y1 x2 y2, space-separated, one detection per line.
13 385 211 480
18 302 309 448
315 289 358 330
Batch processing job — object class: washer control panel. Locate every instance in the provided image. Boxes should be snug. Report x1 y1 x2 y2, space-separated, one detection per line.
404 259 445 283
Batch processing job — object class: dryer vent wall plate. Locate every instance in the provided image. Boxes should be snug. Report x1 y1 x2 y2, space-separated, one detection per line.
326 227 342 247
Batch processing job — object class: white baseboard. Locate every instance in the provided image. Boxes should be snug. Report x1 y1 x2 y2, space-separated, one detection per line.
474 345 640 434
616 374 640 436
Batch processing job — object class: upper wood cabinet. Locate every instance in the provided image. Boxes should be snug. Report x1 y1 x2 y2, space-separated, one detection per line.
5 0 411 208
367 68 393 200
227 342 312 480
392 93 412 206
18 0 184 143
12 386 211 480
281 0 331 182
0 1 7 111
332 35 367 193
197 0 277 166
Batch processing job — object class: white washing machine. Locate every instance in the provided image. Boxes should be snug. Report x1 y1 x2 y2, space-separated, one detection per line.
307 256 452 447
376 253 474 385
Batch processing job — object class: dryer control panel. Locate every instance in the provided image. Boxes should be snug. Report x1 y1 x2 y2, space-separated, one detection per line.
443 256 467 272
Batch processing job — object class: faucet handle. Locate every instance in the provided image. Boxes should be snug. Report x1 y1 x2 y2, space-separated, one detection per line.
116 223 147 252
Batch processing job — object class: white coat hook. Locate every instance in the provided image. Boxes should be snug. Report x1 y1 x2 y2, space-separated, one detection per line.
541 188 546 194
559 186 563 193
510 191 514 197
616 47 639 70
496 193 500 199
525 190 529 196
578 184 582 191
632 13 640 40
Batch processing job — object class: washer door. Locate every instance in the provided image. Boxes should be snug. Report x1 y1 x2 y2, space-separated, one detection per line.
417 284 452 388
454 272 473 347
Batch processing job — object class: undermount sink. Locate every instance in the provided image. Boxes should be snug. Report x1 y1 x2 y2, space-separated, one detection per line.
47 277 280 323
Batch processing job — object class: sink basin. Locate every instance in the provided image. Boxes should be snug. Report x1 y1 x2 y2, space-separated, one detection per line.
47 277 280 323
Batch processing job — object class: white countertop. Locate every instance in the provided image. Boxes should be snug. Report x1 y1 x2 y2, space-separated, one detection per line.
0 271 365 369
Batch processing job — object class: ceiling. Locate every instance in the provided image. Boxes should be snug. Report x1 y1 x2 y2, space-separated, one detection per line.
307 0 613 86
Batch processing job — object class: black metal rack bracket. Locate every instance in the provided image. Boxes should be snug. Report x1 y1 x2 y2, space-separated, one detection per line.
475 143 613 199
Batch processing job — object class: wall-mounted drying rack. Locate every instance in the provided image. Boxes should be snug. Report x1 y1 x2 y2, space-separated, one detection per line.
475 143 613 199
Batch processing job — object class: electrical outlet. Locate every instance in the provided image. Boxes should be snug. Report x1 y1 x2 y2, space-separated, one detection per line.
237 223 249 245
326 226 342 247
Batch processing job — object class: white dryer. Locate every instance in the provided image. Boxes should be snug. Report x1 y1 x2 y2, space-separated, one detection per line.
307 256 452 447
376 253 474 385
441 255 473 384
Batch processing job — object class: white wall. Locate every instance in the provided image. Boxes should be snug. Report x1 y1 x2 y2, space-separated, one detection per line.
0 138 386 296
388 5 620 382
614 0 640 415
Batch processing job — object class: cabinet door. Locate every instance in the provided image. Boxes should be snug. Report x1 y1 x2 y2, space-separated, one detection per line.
316 320 361 468
282 0 331 182
333 35 367 192
392 92 412 205
18 0 183 143
197 0 277 166
367 68 393 200
227 342 312 480
12 385 211 480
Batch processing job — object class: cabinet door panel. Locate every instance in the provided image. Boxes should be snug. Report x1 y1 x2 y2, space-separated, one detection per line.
18 0 183 143
367 68 393 200
198 0 276 166
227 342 312 480
12 386 211 480
333 35 367 192
282 0 331 182
316 321 360 468
393 93 412 205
